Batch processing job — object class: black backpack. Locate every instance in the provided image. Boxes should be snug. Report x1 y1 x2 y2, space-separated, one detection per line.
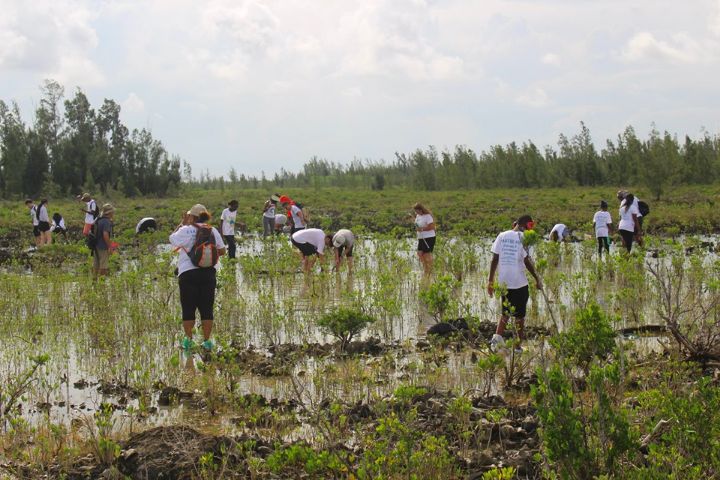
85 219 101 255
188 224 219 268
638 201 650 217
89 200 100 219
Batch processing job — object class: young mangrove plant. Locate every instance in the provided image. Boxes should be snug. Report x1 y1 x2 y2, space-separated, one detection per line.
317 307 376 352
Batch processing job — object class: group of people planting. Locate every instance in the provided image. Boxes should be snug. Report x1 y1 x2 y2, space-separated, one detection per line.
548 190 646 255
21 187 647 354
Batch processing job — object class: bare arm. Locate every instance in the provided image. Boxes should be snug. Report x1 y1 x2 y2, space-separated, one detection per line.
103 230 112 250
487 253 499 296
417 221 436 232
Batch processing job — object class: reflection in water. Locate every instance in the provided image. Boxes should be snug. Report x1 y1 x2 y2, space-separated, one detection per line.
3 235 717 431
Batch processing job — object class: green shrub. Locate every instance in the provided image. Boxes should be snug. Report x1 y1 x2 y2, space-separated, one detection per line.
317 307 376 351
419 274 460 322
551 303 616 371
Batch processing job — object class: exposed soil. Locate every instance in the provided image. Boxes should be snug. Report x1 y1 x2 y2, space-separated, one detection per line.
11 390 540 479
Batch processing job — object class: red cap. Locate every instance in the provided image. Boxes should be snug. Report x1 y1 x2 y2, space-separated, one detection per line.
279 195 291 203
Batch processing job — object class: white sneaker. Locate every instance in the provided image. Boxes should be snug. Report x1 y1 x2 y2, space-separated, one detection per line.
490 334 505 352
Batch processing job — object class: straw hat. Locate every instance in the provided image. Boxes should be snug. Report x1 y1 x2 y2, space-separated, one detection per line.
101 203 115 216
187 204 209 217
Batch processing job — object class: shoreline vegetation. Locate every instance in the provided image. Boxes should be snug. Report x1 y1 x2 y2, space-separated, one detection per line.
1 186 719 248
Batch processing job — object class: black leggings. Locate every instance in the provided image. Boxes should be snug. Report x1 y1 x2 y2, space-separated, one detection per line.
597 237 610 256
619 230 634 252
179 268 217 320
224 235 236 259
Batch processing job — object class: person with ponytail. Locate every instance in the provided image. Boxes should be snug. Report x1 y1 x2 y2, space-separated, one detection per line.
617 192 641 252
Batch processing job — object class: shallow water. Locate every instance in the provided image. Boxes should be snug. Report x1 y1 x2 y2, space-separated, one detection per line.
1 235 717 434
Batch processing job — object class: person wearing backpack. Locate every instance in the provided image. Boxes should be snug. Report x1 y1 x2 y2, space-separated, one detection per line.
25 199 41 247
51 212 68 241
617 190 646 245
617 193 642 252
169 204 226 352
93 204 116 278
80 193 99 236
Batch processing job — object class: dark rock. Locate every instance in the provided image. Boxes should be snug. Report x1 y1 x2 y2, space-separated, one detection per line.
158 387 181 406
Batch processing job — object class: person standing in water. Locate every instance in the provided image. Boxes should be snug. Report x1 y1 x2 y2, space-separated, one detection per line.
219 200 238 259
593 200 613 258
262 194 279 237
169 204 226 352
617 193 641 252
413 203 436 275
487 215 543 353
93 204 116 278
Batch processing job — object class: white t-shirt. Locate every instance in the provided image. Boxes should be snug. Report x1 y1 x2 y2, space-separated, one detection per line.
290 205 305 228
415 214 435 239
169 224 226 276
491 230 529 290
626 197 643 218
550 224 569 240
135 217 155 234
618 201 640 232
263 204 275 218
593 211 612 237
30 206 39 226
291 228 326 254
332 229 355 248
85 200 96 224
220 208 237 236
37 204 49 223
52 218 66 231
274 214 287 225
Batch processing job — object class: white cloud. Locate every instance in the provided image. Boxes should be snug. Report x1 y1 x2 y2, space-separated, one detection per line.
4 0 720 176
542 53 561 65
0 0 103 85
122 93 144 113
516 87 550 108
621 31 703 64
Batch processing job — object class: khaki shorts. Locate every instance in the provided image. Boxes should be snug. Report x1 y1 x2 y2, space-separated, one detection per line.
94 248 110 270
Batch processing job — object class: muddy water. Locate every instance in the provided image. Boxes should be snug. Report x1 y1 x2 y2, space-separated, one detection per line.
3 235 715 432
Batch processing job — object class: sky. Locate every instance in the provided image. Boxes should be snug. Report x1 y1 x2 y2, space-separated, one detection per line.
2 0 720 178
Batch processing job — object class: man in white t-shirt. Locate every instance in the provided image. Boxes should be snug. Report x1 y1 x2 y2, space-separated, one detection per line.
219 200 238 259
592 200 613 258
79 193 98 236
290 228 326 274
487 215 543 352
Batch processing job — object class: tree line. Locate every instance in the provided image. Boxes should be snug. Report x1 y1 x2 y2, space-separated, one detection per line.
0 80 182 199
195 122 719 200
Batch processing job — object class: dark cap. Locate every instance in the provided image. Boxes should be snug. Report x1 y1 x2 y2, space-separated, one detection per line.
516 214 533 227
